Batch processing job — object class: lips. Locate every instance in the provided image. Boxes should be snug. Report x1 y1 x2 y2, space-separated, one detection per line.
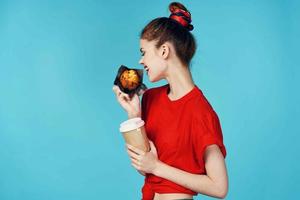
144 66 149 73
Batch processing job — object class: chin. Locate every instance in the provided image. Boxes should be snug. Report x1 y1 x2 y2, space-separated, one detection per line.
148 77 156 82
148 71 165 82
149 76 162 83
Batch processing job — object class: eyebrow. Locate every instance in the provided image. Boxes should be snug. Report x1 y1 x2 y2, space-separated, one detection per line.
140 48 144 53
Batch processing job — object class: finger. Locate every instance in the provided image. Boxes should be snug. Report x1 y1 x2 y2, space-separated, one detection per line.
112 85 120 94
130 157 140 167
126 148 140 160
127 144 145 156
127 144 145 155
113 86 129 99
127 146 140 156
113 87 122 99
119 95 130 104
138 170 146 176
138 87 148 96
113 85 127 98
131 162 141 171
112 85 118 91
120 93 130 101
137 89 145 96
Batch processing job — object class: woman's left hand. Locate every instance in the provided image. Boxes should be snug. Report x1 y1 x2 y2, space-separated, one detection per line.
126 141 159 174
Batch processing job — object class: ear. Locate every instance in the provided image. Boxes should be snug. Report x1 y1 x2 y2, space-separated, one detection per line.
160 43 170 59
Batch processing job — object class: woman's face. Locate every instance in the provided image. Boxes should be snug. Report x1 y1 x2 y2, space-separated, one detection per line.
139 39 167 82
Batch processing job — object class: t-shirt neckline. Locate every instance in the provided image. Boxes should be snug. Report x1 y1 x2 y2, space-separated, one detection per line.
163 84 199 104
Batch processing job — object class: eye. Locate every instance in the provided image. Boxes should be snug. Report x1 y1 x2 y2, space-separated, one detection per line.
141 51 145 56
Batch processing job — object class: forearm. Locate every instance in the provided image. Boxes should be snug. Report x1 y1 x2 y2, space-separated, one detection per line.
153 161 226 199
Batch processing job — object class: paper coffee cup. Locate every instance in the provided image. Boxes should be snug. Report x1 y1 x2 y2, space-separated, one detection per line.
119 117 150 152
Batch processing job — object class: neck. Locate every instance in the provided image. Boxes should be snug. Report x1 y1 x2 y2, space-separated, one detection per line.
165 61 195 100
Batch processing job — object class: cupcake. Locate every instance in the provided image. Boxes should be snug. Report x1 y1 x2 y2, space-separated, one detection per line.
114 65 147 96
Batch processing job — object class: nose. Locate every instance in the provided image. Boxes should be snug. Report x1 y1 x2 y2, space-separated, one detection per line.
139 57 144 65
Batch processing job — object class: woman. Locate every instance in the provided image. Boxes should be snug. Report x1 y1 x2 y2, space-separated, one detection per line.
113 2 228 200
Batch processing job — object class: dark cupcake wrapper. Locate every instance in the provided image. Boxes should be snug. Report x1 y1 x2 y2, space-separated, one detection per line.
113 65 147 97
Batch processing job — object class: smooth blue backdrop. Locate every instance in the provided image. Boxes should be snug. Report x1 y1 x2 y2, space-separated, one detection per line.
0 0 299 199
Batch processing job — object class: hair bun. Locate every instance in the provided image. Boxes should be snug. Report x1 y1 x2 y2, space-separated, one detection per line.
169 2 194 31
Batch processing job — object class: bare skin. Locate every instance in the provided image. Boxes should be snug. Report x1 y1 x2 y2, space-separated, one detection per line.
113 39 228 199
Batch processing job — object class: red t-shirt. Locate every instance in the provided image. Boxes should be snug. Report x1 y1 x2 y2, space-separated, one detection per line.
141 84 226 200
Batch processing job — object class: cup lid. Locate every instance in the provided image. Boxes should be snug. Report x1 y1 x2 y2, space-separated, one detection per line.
119 117 145 132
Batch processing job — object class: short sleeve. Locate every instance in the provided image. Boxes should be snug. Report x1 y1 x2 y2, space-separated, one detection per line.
192 110 227 164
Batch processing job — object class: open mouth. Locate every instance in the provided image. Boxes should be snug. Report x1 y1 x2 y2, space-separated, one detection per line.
144 66 149 73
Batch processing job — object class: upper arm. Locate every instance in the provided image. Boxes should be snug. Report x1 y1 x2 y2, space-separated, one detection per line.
204 144 228 195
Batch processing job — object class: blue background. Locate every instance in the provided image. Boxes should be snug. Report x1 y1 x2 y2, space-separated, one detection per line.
0 0 299 199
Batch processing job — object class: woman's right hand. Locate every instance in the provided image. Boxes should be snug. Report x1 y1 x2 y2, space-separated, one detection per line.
112 85 142 118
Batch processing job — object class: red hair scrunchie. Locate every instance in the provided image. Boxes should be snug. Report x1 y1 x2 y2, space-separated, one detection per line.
169 8 194 31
